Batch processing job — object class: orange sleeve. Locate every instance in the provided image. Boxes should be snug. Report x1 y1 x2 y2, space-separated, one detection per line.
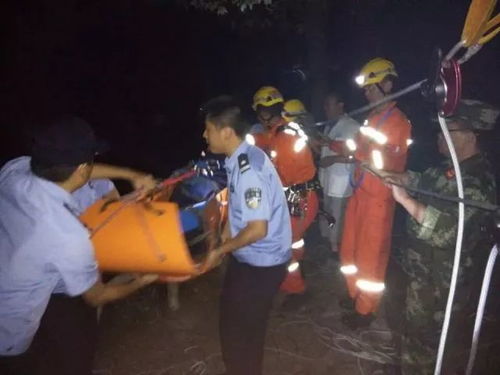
376 112 411 172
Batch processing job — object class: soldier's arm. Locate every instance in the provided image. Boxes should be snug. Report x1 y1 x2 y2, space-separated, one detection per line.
398 178 492 248
391 187 426 223
380 170 421 189
406 170 421 189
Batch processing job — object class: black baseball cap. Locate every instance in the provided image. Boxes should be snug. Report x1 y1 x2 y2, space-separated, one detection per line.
31 116 108 166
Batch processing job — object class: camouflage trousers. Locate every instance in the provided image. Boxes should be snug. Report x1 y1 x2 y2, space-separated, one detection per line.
401 248 472 375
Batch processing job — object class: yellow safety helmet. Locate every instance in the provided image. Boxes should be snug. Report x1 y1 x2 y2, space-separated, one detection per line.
252 86 284 111
282 99 307 122
354 58 398 87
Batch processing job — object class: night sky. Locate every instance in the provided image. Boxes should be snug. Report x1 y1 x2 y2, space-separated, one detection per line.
1 0 499 178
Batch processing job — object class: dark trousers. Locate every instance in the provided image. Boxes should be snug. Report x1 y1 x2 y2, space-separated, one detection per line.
0 294 97 375
220 256 287 375
0 351 34 375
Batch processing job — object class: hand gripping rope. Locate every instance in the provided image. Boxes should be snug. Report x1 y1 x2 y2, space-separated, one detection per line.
313 1 499 372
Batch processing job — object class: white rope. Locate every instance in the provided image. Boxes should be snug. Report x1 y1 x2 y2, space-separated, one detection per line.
457 44 483 65
272 319 398 364
466 244 498 375
445 41 465 61
434 113 465 375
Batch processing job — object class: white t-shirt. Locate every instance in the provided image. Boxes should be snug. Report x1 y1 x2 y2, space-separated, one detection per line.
318 115 360 198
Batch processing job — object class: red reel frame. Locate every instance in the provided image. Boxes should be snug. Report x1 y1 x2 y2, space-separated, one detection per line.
422 48 462 117
439 59 462 117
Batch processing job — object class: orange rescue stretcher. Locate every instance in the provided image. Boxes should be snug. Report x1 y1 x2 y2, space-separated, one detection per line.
80 179 228 280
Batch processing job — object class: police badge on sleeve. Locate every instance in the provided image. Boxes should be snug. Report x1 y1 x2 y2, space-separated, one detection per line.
245 188 262 209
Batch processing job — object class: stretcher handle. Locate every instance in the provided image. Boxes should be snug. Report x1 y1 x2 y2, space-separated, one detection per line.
461 0 498 47
478 13 500 45
100 198 120 213
91 197 164 237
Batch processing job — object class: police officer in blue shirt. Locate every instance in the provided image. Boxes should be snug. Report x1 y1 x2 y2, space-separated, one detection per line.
0 117 158 375
200 96 292 375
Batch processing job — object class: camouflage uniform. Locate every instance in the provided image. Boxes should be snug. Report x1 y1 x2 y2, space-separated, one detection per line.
400 100 499 375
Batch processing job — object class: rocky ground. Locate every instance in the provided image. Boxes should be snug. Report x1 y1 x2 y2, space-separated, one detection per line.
93 224 499 375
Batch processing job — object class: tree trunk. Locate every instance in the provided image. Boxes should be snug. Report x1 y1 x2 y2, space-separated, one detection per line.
305 0 329 119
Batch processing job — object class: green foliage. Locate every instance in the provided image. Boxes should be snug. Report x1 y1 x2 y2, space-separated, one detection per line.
189 0 274 15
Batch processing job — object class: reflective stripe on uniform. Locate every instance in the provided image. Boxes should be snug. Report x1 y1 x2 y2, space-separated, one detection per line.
346 138 357 151
371 149 384 169
340 264 358 275
359 125 388 145
288 261 300 272
356 279 385 293
294 138 307 152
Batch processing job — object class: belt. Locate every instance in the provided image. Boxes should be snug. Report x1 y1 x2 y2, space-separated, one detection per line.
286 179 321 192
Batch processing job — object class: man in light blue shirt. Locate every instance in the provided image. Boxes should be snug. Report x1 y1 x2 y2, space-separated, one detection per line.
73 178 117 213
200 96 291 375
0 117 158 375
221 139 291 267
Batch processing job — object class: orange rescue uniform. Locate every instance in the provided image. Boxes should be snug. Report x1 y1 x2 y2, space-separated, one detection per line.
253 119 318 293
340 102 411 315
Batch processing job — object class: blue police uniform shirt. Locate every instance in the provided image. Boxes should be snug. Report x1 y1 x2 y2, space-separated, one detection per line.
0 157 99 356
249 122 265 134
72 178 116 214
225 141 292 267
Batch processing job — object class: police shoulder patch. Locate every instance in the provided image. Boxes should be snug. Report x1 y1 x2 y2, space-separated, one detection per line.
238 153 251 174
244 188 262 209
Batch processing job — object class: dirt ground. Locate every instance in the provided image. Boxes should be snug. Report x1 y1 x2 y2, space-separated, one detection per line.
93 224 499 375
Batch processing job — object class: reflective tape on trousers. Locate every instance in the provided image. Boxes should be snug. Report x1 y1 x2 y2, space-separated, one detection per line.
340 264 358 275
288 261 300 272
356 279 385 293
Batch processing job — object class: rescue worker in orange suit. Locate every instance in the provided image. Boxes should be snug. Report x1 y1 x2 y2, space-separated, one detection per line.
339 59 412 329
247 87 319 294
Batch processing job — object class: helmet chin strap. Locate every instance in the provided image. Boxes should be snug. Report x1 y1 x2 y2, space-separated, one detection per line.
375 82 386 97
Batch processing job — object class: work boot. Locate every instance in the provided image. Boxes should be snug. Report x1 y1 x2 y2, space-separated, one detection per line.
279 265 306 294
338 297 355 310
279 292 311 312
341 311 375 330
